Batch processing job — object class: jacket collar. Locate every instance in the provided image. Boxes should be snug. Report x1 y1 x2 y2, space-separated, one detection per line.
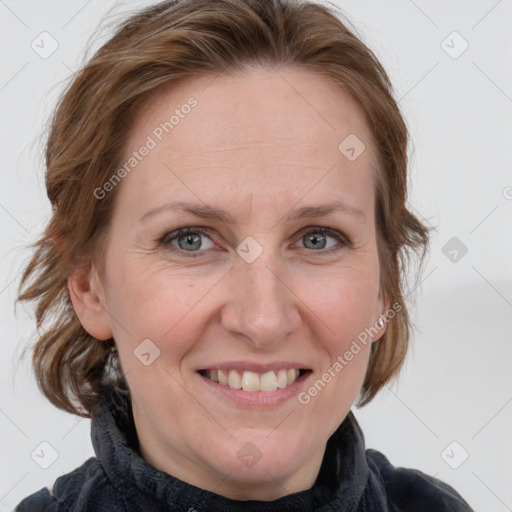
91 387 372 511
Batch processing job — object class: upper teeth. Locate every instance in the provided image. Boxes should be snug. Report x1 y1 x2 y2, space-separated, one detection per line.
205 369 300 391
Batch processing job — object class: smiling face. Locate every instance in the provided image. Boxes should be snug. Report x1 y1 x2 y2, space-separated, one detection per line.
71 65 389 500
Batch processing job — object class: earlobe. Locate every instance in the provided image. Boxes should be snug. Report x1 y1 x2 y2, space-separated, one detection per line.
68 264 113 340
373 292 390 342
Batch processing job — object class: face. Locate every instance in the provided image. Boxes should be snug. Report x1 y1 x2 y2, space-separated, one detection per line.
75 66 388 500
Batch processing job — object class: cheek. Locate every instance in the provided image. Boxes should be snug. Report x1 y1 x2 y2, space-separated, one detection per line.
304 266 380 336
300 267 379 394
108 262 217 360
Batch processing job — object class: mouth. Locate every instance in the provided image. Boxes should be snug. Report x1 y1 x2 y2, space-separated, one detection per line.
198 368 312 392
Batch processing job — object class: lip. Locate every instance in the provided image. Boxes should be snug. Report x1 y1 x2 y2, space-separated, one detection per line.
197 361 311 373
197 368 313 408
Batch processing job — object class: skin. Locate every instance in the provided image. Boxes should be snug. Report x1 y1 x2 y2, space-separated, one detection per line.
69 65 389 501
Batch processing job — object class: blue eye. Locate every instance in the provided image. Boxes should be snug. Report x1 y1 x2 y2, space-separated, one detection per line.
158 226 350 258
298 227 349 251
159 227 214 256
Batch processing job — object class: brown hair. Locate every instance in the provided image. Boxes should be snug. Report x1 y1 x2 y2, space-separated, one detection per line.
17 0 431 417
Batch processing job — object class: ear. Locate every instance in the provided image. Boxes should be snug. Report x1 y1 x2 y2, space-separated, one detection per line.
372 290 390 342
68 263 113 340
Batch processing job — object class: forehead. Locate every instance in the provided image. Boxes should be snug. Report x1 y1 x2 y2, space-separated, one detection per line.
131 65 374 152
116 66 378 222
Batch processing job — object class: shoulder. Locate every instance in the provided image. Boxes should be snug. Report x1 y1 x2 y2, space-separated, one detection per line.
15 457 106 512
366 448 475 512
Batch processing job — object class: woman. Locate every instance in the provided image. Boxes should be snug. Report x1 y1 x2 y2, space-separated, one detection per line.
15 0 474 510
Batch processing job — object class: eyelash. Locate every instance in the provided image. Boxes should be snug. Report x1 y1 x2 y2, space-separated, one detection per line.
157 226 351 259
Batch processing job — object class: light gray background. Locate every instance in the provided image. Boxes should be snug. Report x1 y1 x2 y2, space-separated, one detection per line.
1 1 511 510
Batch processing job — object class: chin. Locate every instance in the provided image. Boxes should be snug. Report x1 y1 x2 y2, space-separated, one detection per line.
204 429 314 486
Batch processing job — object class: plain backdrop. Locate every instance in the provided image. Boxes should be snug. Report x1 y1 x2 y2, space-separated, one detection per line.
1 1 511 510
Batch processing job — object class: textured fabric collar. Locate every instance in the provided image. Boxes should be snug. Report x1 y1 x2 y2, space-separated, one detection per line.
90 388 376 512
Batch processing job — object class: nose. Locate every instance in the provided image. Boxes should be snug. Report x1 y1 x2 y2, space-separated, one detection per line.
219 253 301 349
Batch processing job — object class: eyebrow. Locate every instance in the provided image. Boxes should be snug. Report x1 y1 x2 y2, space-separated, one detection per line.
140 199 366 224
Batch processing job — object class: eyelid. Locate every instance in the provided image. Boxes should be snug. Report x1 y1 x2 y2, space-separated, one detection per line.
157 225 351 257
158 226 214 247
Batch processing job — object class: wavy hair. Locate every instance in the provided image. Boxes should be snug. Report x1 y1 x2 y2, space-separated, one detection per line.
17 0 432 417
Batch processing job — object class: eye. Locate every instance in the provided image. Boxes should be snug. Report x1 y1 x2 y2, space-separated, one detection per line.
296 227 349 254
158 227 216 257
157 226 350 258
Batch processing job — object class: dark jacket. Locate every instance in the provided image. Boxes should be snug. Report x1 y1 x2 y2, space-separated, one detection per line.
16 389 474 511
